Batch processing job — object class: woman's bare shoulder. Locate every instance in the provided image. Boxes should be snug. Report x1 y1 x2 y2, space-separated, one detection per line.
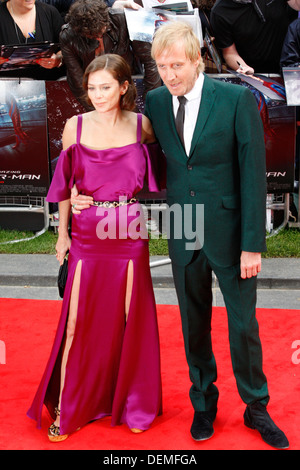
62 115 79 149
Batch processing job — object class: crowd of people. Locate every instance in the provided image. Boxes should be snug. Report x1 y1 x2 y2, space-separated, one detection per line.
1 0 300 451
1 1 300 88
0 0 158 84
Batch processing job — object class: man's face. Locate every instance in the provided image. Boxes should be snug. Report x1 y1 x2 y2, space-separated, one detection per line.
155 41 200 96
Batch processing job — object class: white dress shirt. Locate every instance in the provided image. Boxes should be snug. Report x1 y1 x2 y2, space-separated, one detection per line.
172 73 204 156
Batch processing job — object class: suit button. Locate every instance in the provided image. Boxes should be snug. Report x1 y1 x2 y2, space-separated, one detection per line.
190 190 195 197
187 165 193 170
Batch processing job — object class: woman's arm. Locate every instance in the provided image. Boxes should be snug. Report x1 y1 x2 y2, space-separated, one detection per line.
141 115 156 144
56 199 72 265
55 116 78 263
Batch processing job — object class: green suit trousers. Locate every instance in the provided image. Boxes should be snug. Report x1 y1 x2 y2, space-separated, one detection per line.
172 248 270 413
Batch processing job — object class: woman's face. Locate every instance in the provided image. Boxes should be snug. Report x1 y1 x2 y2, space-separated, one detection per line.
11 0 36 12
87 69 128 113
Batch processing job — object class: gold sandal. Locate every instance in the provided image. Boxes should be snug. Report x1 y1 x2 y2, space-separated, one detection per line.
48 407 69 442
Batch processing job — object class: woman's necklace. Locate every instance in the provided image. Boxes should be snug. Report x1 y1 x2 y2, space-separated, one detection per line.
8 2 36 44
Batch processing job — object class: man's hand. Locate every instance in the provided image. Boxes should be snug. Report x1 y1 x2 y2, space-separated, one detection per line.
71 185 94 214
236 63 255 75
222 44 255 75
240 251 261 279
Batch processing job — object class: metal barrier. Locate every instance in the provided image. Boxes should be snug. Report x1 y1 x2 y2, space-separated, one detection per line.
0 195 49 243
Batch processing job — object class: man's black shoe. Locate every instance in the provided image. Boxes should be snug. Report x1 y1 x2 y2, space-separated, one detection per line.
244 402 289 449
190 410 216 441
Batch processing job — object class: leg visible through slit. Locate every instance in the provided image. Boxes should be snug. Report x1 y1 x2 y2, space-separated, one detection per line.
124 259 143 433
125 260 133 322
54 260 82 428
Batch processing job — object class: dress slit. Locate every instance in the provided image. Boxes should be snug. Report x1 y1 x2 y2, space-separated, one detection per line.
125 259 134 322
40 258 82 423
59 259 82 431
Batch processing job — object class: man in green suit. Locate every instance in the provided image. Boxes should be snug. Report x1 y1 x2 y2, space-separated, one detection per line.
144 20 289 449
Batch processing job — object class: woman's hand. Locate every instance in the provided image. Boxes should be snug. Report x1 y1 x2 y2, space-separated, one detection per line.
36 53 62 69
55 232 71 265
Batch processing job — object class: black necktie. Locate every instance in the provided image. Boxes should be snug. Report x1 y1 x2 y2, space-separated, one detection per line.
175 95 187 148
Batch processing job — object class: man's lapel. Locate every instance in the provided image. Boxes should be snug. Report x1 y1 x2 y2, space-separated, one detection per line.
189 75 216 158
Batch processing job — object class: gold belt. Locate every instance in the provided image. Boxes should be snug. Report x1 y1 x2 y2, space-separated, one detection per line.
92 197 137 208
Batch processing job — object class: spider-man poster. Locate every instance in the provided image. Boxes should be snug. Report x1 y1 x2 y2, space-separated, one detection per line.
216 75 296 194
0 80 49 196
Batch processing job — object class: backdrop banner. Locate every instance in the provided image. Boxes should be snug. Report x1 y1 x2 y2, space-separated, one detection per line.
0 80 49 197
215 75 296 194
0 76 295 202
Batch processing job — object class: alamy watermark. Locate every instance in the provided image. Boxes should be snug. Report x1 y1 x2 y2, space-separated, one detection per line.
0 340 6 365
291 340 300 365
94 201 204 251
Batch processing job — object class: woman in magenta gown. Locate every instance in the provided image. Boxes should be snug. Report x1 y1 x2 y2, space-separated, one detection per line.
27 54 163 441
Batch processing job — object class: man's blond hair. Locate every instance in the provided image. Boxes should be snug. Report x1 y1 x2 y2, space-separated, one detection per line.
151 21 205 74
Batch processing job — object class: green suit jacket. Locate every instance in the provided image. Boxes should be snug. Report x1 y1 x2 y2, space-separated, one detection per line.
145 74 267 267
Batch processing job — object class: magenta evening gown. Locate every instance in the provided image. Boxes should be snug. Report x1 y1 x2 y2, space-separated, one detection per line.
27 114 163 435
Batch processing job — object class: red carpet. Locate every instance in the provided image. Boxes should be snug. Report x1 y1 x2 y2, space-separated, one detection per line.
0 298 299 451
